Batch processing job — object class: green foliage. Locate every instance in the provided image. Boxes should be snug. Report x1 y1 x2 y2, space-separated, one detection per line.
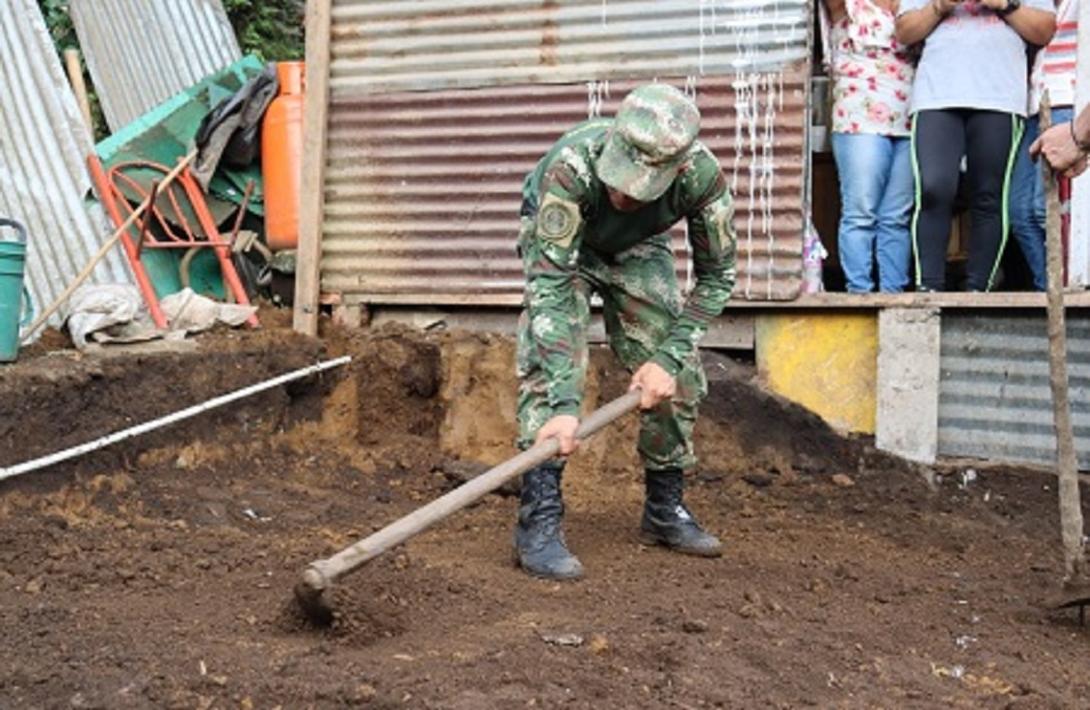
34 0 304 140
40 0 77 49
222 0 306 61
37 1 305 61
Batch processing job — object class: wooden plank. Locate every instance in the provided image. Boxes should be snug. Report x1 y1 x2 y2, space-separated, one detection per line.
293 0 333 336
366 307 752 348
334 290 1090 311
731 291 1090 309
63 49 93 134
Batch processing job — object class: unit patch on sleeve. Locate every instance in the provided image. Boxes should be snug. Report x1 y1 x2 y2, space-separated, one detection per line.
702 198 734 259
536 193 581 250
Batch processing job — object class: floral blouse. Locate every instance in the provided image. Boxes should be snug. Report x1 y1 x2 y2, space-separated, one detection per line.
829 0 916 136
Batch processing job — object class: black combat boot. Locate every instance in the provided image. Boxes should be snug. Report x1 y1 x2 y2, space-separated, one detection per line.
514 463 584 580
640 468 722 557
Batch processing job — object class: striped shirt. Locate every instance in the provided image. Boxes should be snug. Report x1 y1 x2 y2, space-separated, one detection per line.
1029 0 1078 114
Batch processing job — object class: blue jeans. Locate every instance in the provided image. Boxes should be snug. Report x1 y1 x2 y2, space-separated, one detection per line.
1010 108 1073 291
831 132 913 292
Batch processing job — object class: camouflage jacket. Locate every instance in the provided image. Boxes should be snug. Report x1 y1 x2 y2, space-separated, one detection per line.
520 119 737 417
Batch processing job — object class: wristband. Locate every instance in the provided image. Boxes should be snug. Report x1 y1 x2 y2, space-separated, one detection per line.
1071 120 1090 153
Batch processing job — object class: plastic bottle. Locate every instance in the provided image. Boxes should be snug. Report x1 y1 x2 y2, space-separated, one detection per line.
262 61 304 251
801 220 827 294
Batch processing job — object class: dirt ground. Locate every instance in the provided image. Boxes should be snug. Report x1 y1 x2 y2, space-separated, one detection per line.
1 319 1088 709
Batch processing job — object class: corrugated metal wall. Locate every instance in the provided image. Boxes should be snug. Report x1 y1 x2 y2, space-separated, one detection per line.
0 0 132 333
938 313 1090 469
70 0 241 133
329 0 809 95
319 0 810 305
324 73 806 302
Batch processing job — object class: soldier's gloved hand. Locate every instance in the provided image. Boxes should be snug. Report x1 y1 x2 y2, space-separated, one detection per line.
629 362 677 410
536 414 581 456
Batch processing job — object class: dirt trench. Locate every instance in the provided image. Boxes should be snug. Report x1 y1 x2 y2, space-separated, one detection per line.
0 322 1088 709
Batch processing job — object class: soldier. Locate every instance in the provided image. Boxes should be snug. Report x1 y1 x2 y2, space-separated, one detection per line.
515 83 738 580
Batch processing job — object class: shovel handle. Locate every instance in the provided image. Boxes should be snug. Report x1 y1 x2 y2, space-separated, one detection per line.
303 389 642 589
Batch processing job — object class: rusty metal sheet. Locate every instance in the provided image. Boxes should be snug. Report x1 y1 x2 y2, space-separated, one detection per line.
328 0 809 96
321 69 806 304
0 0 132 335
938 312 1090 470
70 0 241 133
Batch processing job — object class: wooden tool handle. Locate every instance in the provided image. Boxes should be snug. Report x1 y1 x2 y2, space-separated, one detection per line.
304 390 642 588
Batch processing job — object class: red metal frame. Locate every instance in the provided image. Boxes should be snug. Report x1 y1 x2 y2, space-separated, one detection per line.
87 155 259 328
87 155 169 328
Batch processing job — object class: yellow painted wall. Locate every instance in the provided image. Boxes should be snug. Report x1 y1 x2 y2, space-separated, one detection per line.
755 312 877 434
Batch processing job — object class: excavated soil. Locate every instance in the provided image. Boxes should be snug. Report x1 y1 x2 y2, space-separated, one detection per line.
1 321 1088 709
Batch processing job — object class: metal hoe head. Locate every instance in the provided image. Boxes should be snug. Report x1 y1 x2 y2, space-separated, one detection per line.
294 565 335 625
1051 586 1090 627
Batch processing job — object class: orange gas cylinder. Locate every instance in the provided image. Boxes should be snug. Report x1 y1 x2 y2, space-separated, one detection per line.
262 61 304 251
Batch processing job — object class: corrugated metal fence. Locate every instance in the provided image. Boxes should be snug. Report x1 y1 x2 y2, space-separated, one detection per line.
938 313 1090 469
329 0 809 95
70 0 241 133
0 0 131 333
317 0 810 306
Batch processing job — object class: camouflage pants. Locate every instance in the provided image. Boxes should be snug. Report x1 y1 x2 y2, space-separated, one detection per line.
516 231 708 471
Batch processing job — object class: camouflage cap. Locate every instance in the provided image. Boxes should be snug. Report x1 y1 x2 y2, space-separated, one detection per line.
595 84 701 202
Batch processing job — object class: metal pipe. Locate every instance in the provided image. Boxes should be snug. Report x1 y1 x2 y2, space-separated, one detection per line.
228 180 256 247
0 356 351 483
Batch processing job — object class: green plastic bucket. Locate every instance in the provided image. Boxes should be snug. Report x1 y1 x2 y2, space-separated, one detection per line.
0 218 30 363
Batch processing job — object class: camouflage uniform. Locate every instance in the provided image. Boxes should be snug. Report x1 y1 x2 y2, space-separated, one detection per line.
516 90 738 473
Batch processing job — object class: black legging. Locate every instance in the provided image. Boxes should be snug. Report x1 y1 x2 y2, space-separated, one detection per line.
911 109 1022 291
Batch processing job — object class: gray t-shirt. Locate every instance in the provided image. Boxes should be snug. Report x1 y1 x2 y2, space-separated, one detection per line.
898 0 1055 116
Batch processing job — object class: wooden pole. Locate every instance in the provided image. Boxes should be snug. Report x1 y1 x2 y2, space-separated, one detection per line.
293 0 333 337
62 49 93 135
1040 93 1086 585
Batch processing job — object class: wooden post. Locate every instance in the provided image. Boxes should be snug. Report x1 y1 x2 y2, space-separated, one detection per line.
63 49 93 135
293 0 334 337
1040 93 1086 585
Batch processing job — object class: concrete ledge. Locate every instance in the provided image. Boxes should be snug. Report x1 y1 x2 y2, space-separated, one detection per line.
334 289 1090 311
876 308 940 464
